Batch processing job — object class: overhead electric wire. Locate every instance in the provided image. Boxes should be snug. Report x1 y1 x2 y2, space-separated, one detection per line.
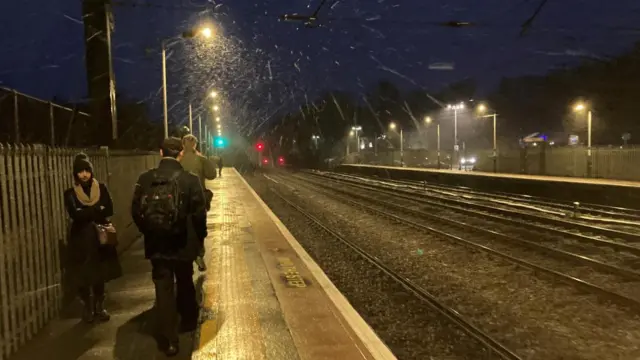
111 1 640 34
110 0 211 11
520 0 551 36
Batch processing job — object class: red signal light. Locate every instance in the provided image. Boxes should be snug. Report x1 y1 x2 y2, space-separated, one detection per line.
256 142 264 152
263 158 269 164
278 156 285 164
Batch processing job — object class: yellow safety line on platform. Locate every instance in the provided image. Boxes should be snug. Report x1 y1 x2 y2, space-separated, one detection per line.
195 175 267 359
234 168 397 360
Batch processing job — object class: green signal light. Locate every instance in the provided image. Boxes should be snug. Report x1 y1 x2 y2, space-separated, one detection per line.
214 136 226 148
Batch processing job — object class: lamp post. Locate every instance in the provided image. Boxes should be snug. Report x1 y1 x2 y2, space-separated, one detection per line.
447 102 465 169
425 116 441 169
389 122 403 166
198 115 202 145
351 125 362 152
161 26 213 138
188 102 193 134
311 135 320 149
574 102 593 177
477 104 498 173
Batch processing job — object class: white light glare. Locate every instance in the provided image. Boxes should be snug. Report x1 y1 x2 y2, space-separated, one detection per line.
461 157 476 165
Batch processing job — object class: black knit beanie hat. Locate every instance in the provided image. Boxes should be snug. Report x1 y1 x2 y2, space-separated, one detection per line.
73 153 94 177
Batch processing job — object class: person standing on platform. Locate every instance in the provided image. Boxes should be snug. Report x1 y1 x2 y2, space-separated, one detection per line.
216 155 223 177
64 153 122 324
178 134 216 272
131 138 207 357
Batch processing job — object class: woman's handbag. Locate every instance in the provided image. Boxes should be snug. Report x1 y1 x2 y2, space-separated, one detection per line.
95 223 118 246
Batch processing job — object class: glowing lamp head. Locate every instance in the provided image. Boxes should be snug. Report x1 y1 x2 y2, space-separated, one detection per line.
200 27 213 38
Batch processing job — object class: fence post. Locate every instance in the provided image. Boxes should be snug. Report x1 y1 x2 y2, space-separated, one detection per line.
0 144 12 360
13 91 20 143
49 102 55 146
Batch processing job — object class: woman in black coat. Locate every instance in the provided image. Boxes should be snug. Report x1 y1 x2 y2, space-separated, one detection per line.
64 153 122 323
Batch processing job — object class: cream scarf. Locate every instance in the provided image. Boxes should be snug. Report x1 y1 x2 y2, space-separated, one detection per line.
73 179 101 206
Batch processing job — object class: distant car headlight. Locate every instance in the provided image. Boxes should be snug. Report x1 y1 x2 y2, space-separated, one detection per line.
460 158 467 164
469 157 476 164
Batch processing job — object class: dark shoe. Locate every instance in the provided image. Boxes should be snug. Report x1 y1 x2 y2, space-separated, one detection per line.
94 298 111 322
81 297 94 323
195 256 207 272
164 342 179 357
179 320 198 333
81 306 94 323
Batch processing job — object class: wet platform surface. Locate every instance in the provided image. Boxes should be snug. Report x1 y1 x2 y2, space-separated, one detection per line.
9 237 199 360
10 168 394 360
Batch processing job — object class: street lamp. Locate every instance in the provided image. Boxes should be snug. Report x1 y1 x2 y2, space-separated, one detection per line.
447 102 465 169
162 26 213 138
194 27 213 39
311 135 320 149
573 102 593 177
215 117 220 122
351 125 362 153
213 105 219 111
210 90 218 98
425 116 441 169
477 103 498 173
389 122 404 166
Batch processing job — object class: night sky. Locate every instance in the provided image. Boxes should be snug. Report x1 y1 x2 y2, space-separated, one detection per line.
1 0 639 129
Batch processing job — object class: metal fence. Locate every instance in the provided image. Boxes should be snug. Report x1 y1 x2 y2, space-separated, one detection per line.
346 146 640 181
0 145 158 359
0 87 92 146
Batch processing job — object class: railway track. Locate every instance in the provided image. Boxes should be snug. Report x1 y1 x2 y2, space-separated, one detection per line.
305 171 640 256
268 186 523 360
321 171 640 225
277 172 640 311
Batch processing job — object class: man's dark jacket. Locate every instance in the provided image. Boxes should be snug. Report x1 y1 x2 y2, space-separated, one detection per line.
131 158 207 261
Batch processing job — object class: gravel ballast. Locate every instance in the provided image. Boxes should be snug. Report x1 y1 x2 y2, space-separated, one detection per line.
261 172 640 360
295 173 640 301
247 175 498 360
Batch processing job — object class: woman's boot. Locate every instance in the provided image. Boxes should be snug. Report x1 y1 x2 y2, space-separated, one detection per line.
94 297 111 322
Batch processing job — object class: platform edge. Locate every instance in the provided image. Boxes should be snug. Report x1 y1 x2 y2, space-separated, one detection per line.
234 168 397 360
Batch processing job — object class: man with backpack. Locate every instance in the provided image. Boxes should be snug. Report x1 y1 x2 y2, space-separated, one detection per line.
178 134 216 272
131 137 207 357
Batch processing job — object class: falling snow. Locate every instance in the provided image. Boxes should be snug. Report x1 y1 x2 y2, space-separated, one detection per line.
0 0 638 138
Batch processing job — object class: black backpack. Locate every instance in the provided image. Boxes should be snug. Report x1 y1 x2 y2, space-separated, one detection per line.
141 170 182 234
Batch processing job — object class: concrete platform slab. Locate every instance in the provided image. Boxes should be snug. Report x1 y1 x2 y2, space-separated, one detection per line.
193 169 395 360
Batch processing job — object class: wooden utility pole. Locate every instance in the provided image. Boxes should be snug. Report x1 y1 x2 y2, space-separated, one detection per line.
82 0 118 144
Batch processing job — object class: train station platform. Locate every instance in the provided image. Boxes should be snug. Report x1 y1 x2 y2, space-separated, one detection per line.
337 164 640 208
9 168 394 360
340 164 640 188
